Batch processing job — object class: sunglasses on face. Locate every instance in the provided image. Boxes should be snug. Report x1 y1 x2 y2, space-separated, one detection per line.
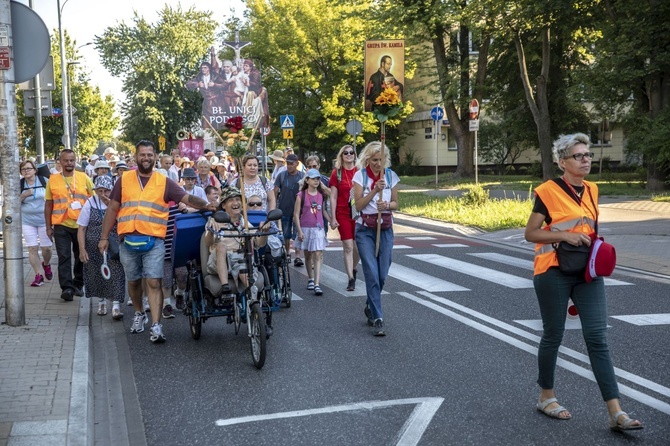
248 202 263 207
343 151 355 156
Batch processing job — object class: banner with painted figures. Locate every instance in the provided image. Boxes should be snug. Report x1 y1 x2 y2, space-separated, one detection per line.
364 39 405 113
186 45 270 131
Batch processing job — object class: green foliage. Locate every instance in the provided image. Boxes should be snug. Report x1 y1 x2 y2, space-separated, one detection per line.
17 31 117 159
96 6 218 147
398 191 533 232
459 184 489 206
395 147 422 176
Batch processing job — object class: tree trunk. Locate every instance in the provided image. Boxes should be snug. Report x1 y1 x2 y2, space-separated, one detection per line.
514 27 554 180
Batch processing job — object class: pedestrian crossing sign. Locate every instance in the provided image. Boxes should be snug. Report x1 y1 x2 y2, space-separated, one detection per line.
280 115 295 129
283 129 294 139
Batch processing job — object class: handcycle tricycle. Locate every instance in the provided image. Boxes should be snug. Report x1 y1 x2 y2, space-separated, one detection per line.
171 208 290 369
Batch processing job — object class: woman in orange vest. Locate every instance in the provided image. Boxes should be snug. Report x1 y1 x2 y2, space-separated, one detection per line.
524 133 643 431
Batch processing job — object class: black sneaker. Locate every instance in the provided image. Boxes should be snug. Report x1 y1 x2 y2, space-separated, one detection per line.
175 294 185 310
373 319 386 336
347 278 355 291
74 287 84 297
364 306 374 326
61 289 74 302
293 257 304 267
162 304 175 319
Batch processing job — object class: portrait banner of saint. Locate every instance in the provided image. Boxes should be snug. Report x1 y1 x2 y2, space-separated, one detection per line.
186 45 270 131
364 39 405 113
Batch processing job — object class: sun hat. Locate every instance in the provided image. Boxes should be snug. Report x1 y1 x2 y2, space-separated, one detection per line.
286 154 299 163
180 157 193 167
269 149 285 161
306 168 321 179
108 155 120 163
94 175 113 190
181 167 197 178
220 186 242 203
104 147 118 155
284 147 294 154
584 237 616 283
94 160 111 170
115 161 129 171
89 154 100 162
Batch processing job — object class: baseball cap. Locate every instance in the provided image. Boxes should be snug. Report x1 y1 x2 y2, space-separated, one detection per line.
584 238 616 283
285 154 298 163
220 186 242 203
306 168 321 179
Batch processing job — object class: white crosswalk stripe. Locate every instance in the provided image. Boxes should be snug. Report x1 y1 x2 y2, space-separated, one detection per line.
388 263 468 292
408 253 534 289
291 263 388 297
469 252 633 286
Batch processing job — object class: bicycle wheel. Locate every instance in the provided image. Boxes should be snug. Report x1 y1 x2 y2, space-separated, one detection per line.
280 259 292 308
249 303 266 369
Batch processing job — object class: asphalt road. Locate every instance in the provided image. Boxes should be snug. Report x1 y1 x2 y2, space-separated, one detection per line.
94 223 670 446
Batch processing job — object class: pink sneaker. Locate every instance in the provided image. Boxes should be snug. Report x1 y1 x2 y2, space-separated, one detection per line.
43 263 53 281
31 274 44 287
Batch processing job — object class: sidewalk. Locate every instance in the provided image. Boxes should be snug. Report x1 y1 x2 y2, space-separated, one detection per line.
1 191 668 446
0 259 91 446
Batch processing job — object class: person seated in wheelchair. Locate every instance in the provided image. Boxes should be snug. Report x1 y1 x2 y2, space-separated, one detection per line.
204 187 270 298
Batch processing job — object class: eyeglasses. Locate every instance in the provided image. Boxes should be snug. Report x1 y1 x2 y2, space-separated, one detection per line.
20 167 34 172
248 202 263 207
343 151 355 156
567 152 595 161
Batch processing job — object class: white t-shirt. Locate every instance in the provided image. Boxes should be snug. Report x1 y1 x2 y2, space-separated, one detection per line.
352 168 400 219
77 196 108 227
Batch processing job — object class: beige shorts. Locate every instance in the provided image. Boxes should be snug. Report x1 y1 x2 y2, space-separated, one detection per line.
207 250 246 281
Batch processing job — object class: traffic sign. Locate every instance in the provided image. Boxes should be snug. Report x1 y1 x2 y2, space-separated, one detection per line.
430 106 444 121
261 127 271 136
469 119 479 132
345 119 362 136
469 99 480 120
280 115 295 129
283 129 294 139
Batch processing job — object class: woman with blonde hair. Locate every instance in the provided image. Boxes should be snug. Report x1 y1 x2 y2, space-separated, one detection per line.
329 145 360 291
353 141 399 336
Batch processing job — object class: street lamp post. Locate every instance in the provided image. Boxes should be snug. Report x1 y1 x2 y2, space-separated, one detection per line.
57 0 71 151
67 61 80 148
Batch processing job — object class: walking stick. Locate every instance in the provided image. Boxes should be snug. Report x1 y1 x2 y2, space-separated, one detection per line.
375 122 385 256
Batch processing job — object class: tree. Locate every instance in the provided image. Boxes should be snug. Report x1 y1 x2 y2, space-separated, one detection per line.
375 0 491 178
96 6 218 147
587 0 670 190
17 31 117 159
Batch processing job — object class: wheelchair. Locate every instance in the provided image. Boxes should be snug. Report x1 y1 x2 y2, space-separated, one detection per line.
172 208 285 369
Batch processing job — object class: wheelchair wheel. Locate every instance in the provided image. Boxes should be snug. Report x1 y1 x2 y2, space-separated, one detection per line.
187 286 202 340
280 258 292 308
249 303 266 369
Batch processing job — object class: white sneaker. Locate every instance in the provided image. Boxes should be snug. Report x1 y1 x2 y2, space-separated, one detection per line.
130 312 148 333
112 302 123 320
150 322 166 343
126 299 133 306
143 296 151 312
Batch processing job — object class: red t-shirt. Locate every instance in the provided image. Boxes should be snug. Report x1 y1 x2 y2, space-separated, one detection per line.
328 167 357 211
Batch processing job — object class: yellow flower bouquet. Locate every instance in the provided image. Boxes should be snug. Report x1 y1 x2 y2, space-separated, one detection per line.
373 87 403 123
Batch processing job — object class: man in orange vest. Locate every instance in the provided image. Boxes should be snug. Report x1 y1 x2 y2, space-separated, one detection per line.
98 140 217 344
44 149 95 302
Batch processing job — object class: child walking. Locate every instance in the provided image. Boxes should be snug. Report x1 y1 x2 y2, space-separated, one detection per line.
294 169 330 295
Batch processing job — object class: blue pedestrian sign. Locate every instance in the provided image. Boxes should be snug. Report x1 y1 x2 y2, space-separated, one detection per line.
280 115 295 129
430 106 444 121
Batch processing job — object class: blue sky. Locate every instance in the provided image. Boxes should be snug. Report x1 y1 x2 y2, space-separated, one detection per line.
21 0 245 104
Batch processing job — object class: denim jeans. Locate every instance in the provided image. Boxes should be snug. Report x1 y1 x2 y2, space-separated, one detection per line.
355 223 393 321
53 224 84 292
534 267 620 401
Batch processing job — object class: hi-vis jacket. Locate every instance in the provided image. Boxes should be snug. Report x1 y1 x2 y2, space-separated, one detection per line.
49 171 90 225
533 179 598 276
117 171 169 238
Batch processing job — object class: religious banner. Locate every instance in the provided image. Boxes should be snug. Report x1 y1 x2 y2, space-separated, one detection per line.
177 138 205 162
186 38 270 131
364 39 405 113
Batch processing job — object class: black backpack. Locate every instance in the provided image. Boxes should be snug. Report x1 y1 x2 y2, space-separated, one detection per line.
20 175 47 192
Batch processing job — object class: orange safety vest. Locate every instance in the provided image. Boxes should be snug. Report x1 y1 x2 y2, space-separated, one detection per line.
117 171 169 238
49 171 90 225
533 180 599 276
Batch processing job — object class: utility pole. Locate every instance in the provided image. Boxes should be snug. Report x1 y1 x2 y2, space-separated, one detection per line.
1 0 26 326
57 0 71 151
29 0 45 164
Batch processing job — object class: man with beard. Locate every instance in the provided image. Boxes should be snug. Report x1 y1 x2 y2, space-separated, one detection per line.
98 140 217 344
45 149 95 301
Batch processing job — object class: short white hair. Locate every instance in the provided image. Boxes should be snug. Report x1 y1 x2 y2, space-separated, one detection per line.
552 133 590 164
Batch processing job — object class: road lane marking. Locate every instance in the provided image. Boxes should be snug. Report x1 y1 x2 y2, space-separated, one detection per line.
431 243 468 248
404 236 436 240
408 253 533 288
401 291 670 414
325 245 411 251
469 252 634 286
389 264 469 292
292 263 388 297
215 397 444 446
611 313 670 326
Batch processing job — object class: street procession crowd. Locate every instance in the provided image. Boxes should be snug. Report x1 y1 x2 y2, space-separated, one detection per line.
15 132 643 431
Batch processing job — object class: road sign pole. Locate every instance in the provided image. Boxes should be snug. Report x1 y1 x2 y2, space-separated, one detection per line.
435 119 439 190
474 129 479 185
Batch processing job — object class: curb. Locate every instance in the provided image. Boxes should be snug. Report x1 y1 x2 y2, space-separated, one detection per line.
67 297 93 446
